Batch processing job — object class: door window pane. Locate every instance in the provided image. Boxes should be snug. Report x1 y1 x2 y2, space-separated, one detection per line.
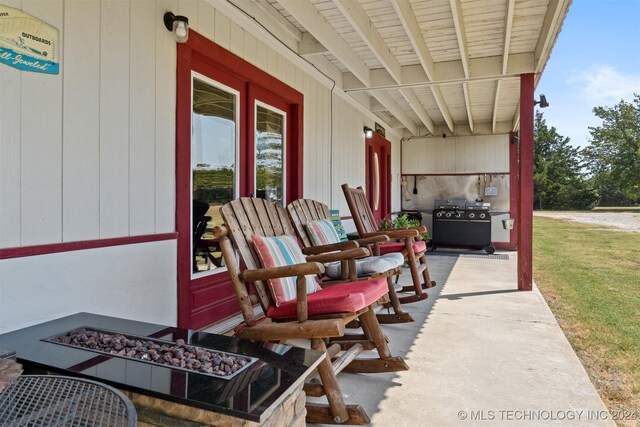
255 104 285 205
373 152 380 210
191 78 237 274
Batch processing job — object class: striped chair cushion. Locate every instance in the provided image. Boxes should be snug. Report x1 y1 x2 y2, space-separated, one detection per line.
252 234 321 306
305 219 342 246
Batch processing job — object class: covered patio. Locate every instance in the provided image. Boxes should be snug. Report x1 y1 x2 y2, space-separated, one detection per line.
1 0 570 329
314 251 613 425
0 0 603 425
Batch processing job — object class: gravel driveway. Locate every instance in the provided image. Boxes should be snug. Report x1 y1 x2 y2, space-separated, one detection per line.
533 211 640 232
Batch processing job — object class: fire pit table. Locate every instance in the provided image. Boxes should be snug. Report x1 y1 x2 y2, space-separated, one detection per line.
0 313 324 426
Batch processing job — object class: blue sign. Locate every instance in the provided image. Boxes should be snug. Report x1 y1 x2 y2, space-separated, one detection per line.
0 47 59 74
0 6 59 75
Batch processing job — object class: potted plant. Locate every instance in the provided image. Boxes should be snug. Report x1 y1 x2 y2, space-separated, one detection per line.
380 212 429 242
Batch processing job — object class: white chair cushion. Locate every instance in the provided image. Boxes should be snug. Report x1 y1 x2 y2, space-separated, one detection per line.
324 252 404 279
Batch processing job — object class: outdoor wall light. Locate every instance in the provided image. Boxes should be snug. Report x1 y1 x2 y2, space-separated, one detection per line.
363 126 374 139
534 94 549 108
511 134 519 144
164 12 189 43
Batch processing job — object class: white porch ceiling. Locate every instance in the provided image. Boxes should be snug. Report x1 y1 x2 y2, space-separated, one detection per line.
231 0 571 137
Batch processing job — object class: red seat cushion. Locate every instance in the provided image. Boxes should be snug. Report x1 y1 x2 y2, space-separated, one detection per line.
266 277 388 320
378 240 427 255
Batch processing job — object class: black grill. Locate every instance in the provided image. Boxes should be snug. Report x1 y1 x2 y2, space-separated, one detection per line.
432 199 495 254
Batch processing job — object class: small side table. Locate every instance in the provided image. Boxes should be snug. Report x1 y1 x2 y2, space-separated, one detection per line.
0 375 137 426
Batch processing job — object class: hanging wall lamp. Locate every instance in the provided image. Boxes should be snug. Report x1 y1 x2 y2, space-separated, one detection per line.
363 126 373 139
164 12 189 43
534 94 549 108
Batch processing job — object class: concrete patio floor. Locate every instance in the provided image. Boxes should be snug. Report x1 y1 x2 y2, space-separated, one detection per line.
310 250 614 426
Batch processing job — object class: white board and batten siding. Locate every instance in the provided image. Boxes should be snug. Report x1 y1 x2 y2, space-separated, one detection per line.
0 0 389 332
402 135 510 175
0 241 177 334
1 0 177 247
401 134 512 243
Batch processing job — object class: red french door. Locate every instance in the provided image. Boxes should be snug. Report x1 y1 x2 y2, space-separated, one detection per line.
365 133 392 224
176 32 303 329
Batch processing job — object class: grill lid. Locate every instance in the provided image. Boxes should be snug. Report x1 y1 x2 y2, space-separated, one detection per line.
434 199 467 209
466 201 491 210
434 199 491 210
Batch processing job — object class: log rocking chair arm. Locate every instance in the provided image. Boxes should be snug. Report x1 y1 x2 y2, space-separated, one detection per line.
351 235 389 247
305 247 370 264
363 228 419 239
301 240 359 255
414 225 428 234
241 262 325 323
240 262 325 282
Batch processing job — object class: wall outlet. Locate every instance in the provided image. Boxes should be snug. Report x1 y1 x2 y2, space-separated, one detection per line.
484 186 498 196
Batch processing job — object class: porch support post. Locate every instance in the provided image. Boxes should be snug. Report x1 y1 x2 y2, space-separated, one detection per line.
508 130 519 250
518 73 534 291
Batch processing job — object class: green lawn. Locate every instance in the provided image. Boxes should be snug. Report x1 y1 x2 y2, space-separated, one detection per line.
533 217 640 421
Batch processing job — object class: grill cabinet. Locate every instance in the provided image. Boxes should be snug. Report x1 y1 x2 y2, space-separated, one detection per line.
432 199 494 254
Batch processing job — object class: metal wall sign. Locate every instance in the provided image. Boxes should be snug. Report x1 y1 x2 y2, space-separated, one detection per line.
0 5 59 74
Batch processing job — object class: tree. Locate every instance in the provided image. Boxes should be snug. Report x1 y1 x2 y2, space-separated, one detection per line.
583 94 640 206
533 111 599 210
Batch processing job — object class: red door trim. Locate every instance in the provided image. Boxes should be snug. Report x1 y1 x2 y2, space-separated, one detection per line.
176 31 304 328
176 39 193 328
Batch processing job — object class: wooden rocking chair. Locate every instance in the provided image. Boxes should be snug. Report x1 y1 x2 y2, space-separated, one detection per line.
287 198 413 324
341 184 436 304
214 198 409 425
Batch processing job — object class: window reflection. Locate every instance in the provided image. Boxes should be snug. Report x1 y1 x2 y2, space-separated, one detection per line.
255 105 285 206
373 152 380 210
191 78 237 274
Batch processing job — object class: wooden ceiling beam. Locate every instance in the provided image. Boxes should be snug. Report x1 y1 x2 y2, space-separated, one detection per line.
399 88 435 135
226 0 300 51
299 32 328 57
449 0 469 77
391 0 454 133
449 0 474 133
463 82 474 133
277 0 370 87
492 80 502 134
333 0 402 84
502 0 515 75
493 0 515 135
535 0 571 74
342 53 533 92
334 0 437 135
369 91 419 136
252 0 302 42
512 103 520 132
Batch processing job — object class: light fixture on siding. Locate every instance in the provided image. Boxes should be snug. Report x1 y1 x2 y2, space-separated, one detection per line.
534 94 549 108
164 12 189 43
363 126 373 139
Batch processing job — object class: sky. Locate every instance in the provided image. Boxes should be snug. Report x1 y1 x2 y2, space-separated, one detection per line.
536 0 640 148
